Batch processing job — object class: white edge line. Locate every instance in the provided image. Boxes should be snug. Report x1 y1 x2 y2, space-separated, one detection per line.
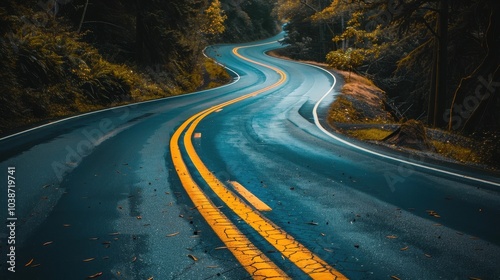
0 48 240 142
298 63 500 187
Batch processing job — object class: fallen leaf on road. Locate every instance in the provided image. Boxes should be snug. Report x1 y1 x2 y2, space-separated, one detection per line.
386 235 398 239
188 254 198 261
25 259 34 267
426 210 441 218
87 272 103 278
400 246 409 251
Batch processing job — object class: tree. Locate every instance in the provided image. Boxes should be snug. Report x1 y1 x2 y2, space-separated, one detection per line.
307 0 499 132
275 0 335 61
202 0 227 36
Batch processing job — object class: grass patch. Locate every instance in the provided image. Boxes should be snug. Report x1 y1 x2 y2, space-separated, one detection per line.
431 140 483 164
347 128 392 141
328 95 362 123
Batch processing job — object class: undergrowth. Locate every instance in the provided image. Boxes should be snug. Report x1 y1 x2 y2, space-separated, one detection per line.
328 71 498 169
0 6 229 134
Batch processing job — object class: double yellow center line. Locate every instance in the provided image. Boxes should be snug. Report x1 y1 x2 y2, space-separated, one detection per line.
170 43 347 279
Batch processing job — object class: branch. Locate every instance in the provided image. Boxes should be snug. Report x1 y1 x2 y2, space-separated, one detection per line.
77 0 89 33
417 17 438 38
82 21 130 32
300 0 318 13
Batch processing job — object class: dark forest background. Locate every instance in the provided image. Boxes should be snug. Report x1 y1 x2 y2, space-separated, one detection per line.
0 0 279 133
276 0 500 136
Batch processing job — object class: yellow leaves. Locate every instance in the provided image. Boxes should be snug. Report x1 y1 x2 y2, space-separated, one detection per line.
426 210 441 218
326 48 367 71
202 0 227 35
275 0 302 22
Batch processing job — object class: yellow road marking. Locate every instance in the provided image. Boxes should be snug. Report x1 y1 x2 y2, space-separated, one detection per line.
229 181 272 212
170 112 289 279
171 43 348 279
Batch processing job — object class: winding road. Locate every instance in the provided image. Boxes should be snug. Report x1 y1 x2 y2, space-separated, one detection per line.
1 33 500 279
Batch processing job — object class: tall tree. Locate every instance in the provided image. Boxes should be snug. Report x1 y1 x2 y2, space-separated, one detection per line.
428 0 449 128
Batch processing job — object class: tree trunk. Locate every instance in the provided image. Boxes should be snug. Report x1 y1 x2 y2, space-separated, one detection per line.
135 0 146 65
428 37 437 126
430 0 448 128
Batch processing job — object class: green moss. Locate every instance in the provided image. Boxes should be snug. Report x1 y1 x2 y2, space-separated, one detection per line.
431 140 483 164
328 96 362 123
347 128 392 141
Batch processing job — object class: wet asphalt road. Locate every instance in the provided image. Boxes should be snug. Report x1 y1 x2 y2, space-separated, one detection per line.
1 33 500 279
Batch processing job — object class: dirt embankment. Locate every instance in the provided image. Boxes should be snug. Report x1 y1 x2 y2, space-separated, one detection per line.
327 70 500 171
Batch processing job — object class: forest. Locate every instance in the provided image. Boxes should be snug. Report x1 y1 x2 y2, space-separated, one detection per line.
0 0 278 133
276 0 499 134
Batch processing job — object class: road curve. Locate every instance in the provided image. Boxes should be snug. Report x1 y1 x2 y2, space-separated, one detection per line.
1 33 500 279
